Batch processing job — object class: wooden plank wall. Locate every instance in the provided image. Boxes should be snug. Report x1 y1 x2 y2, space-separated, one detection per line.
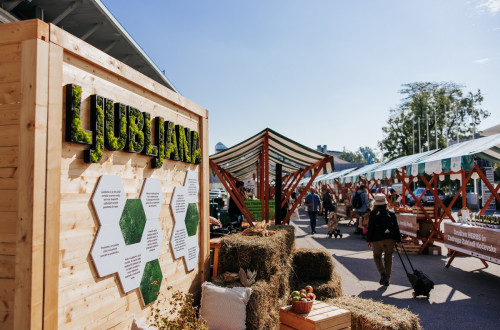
0 40 20 330
0 20 209 329
49 25 209 329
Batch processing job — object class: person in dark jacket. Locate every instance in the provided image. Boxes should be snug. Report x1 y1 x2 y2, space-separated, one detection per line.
228 181 245 227
366 193 402 286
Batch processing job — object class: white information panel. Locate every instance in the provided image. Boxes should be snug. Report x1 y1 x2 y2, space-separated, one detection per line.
170 170 200 271
90 176 164 304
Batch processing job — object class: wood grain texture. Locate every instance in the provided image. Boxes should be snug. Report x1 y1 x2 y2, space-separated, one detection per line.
0 19 49 45
0 278 15 329
14 38 49 330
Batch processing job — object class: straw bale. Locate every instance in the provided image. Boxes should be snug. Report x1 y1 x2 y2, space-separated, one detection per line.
291 248 335 281
218 226 295 281
327 296 421 330
292 271 343 300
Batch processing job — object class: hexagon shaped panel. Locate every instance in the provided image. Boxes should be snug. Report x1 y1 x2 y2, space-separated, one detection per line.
184 203 199 237
119 199 147 245
139 259 163 306
91 175 127 227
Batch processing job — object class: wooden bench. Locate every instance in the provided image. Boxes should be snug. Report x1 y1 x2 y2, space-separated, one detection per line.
280 301 351 330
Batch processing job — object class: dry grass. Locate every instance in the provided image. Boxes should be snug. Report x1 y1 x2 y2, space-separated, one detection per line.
327 296 421 330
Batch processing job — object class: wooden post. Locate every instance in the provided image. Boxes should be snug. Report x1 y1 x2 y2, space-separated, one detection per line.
275 163 283 225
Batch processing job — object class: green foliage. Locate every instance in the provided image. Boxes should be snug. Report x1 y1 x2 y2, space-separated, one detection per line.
150 287 208 330
184 203 199 237
359 146 377 164
89 96 105 163
379 82 490 160
140 259 162 305
338 148 366 163
143 112 159 157
191 131 202 164
119 199 147 245
127 107 145 153
176 125 191 163
105 102 127 151
152 117 165 168
68 85 92 144
165 121 179 161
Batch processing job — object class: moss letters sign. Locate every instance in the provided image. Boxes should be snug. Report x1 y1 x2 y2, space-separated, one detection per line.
66 84 202 167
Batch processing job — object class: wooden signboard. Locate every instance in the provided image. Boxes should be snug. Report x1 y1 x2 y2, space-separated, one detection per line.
0 20 209 329
396 213 418 237
444 222 500 265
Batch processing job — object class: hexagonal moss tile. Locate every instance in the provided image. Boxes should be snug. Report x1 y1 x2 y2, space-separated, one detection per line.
119 199 147 245
185 203 199 237
139 259 162 305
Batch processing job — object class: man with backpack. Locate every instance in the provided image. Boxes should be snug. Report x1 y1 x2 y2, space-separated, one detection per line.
350 185 370 234
366 194 402 286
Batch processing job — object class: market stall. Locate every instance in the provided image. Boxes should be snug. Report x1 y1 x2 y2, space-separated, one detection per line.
0 20 209 329
209 128 333 225
405 134 500 259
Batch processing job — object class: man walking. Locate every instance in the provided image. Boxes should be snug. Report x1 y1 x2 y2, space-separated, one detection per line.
304 188 321 234
350 185 370 234
366 194 402 286
322 187 334 224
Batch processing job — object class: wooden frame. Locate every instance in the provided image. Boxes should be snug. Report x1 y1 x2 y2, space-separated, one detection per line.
0 20 210 329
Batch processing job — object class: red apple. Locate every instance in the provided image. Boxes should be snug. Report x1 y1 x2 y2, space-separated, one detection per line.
305 285 313 293
299 289 306 295
306 293 315 300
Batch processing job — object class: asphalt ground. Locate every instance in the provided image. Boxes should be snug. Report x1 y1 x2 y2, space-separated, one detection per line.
292 209 500 330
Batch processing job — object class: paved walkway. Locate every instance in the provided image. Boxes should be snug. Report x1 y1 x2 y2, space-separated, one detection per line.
292 210 500 329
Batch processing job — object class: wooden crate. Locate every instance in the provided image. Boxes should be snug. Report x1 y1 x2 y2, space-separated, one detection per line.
397 242 421 255
280 301 351 330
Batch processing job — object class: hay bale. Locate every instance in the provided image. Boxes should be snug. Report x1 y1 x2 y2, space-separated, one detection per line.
292 271 343 300
326 296 421 330
218 226 295 281
291 248 335 281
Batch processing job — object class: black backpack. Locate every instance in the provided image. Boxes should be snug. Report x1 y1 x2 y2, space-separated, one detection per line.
352 192 363 209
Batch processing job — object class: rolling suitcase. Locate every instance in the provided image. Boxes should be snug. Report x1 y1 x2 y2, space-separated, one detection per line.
395 243 434 298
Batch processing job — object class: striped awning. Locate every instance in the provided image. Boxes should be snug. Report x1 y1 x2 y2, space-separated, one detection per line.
319 167 357 184
411 133 500 175
210 128 334 180
365 150 438 180
340 162 386 184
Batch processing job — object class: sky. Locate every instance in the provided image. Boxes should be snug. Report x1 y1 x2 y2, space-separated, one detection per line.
101 0 500 157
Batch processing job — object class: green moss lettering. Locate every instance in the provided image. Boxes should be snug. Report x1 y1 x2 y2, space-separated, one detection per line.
66 84 92 144
84 95 104 163
126 107 144 153
184 127 192 163
164 121 179 161
176 125 191 163
191 130 201 164
142 112 158 157
152 116 165 168
105 101 127 151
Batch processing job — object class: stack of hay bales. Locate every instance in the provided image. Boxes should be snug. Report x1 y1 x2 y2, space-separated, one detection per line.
327 296 421 330
290 248 343 300
217 225 295 330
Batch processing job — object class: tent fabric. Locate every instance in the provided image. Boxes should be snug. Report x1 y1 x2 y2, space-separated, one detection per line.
320 167 357 184
340 162 386 184
413 133 500 175
210 128 334 180
365 150 438 180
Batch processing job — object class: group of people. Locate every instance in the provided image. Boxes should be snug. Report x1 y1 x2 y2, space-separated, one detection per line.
225 181 402 287
304 185 402 286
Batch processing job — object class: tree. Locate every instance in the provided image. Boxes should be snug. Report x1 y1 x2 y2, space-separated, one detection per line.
338 148 365 163
379 82 490 160
359 146 377 164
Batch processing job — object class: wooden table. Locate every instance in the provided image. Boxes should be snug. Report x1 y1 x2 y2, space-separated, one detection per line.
280 301 351 330
210 237 224 280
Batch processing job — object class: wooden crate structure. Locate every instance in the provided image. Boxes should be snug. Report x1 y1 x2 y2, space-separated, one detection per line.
280 301 351 330
0 20 210 329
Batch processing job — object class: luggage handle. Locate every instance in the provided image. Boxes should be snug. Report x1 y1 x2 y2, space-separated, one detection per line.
395 242 416 273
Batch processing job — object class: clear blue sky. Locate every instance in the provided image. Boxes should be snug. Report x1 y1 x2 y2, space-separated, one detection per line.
101 0 499 157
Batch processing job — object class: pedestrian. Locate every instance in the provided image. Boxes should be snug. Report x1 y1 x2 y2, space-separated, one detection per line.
304 188 321 234
228 181 246 228
350 185 370 234
366 193 402 286
322 187 334 223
